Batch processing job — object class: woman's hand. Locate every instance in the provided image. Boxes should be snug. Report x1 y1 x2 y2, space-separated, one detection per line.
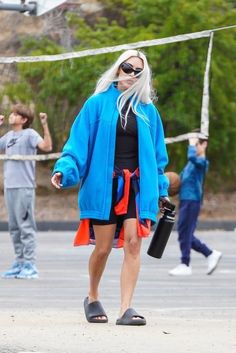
158 196 171 213
51 172 63 189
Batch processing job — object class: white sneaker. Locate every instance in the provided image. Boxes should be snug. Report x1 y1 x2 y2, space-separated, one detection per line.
206 250 222 275
169 263 192 276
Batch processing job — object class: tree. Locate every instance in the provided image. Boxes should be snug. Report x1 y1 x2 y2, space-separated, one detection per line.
1 0 236 189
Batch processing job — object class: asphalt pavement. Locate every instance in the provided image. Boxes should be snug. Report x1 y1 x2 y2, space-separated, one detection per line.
0 229 235 353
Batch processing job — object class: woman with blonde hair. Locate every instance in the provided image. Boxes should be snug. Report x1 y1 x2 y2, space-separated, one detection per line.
51 49 169 325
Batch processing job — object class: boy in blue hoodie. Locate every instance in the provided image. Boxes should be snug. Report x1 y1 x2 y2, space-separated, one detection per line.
169 136 222 276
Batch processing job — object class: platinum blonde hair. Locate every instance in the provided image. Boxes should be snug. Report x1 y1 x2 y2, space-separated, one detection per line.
94 50 155 128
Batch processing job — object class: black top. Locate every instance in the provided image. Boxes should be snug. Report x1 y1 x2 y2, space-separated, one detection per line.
114 104 138 172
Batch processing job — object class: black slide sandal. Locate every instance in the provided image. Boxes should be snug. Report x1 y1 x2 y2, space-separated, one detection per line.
84 297 108 323
116 308 146 326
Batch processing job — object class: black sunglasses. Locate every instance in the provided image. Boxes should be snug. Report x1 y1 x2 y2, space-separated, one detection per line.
120 62 143 77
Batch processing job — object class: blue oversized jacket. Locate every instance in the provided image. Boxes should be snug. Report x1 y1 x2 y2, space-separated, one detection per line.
53 84 169 223
179 145 209 201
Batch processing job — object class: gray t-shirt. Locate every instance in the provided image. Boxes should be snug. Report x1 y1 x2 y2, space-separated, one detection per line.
0 128 43 188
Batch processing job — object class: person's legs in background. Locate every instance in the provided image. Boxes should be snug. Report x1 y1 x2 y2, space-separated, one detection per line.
169 200 200 276
2 189 24 278
14 188 38 279
192 236 222 275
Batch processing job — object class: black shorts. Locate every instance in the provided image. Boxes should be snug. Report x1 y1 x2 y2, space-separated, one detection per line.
91 178 136 225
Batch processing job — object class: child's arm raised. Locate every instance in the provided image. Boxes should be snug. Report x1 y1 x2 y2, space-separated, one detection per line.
37 112 52 152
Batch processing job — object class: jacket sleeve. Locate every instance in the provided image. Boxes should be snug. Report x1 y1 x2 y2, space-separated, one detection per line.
188 145 207 168
154 107 169 197
52 100 91 188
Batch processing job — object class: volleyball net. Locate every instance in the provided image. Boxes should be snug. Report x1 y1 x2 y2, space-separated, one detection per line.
0 25 235 161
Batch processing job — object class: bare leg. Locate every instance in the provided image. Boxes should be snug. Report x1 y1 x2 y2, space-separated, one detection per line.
119 218 142 317
88 224 116 320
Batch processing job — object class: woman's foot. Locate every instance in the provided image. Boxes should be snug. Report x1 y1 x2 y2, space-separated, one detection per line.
84 297 108 323
116 308 146 326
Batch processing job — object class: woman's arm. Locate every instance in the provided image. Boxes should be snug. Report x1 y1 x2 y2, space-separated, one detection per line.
52 100 91 188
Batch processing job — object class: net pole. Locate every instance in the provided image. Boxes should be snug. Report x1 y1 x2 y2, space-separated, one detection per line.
200 32 214 138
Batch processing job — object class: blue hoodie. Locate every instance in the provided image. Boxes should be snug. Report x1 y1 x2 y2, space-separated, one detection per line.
179 145 209 201
53 84 169 223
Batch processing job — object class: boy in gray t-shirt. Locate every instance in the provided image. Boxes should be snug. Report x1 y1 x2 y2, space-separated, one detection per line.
0 104 52 279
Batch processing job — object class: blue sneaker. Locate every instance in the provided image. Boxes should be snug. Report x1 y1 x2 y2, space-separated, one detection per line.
16 261 39 279
1 261 23 278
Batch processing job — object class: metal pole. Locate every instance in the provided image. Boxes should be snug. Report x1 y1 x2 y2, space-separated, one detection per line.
0 1 37 15
200 32 214 138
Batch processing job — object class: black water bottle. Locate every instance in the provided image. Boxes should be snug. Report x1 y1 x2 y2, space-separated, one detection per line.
147 199 176 259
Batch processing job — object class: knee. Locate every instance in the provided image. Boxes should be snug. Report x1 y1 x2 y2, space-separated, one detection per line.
125 236 141 258
94 246 111 261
